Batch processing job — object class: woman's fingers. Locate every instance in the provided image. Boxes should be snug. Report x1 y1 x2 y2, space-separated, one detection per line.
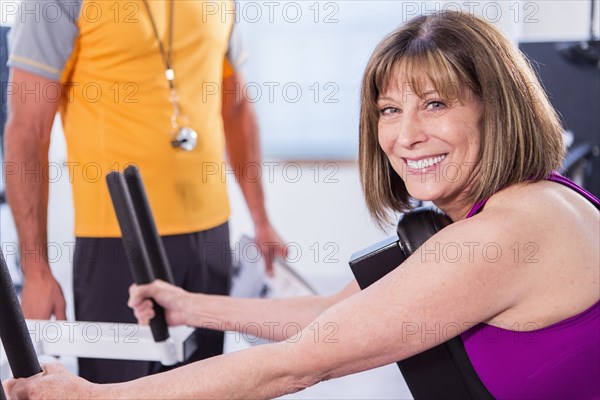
132 299 156 325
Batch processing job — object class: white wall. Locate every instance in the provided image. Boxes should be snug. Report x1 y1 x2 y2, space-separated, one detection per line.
520 0 598 42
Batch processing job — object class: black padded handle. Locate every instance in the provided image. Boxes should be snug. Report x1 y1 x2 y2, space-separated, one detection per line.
106 172 170 342
123 166 174 284
0 250 42 378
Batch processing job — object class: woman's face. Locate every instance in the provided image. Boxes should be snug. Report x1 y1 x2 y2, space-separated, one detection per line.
377 73 483 218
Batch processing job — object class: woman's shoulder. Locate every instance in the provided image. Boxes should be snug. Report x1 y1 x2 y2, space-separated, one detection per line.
453 179 598 259
482 180 598 225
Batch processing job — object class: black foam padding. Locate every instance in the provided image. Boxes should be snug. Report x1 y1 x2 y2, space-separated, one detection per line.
0 250 42 378
395 333 494 399
349 235 406 290
106 172 170 343
123 166 175 284
396 207 452 254
348 207 494 400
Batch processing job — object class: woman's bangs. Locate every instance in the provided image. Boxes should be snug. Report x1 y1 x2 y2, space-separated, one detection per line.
378 50 465 103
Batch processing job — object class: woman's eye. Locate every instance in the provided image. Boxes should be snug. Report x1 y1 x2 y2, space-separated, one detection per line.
426 100 446 110
379 106 399 116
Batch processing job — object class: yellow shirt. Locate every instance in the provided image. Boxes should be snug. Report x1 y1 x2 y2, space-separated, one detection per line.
59 0 234 237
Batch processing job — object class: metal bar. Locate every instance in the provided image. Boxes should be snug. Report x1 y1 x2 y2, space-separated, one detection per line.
0 322 195 380
28 320 191 363
0 249 42 378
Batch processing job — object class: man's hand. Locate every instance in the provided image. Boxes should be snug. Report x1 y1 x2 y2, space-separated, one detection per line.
128 280 190 326
21 268 66 320
254 223 288 276
3 364 94 400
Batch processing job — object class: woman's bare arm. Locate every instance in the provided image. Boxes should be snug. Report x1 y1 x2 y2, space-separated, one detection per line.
129 279 360 342
106 211 530 399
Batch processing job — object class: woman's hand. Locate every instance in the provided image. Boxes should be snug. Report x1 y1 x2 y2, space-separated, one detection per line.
2 364 95 399
128 280 190 326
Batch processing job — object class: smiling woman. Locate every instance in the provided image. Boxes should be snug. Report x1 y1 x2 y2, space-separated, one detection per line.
3 10 599 400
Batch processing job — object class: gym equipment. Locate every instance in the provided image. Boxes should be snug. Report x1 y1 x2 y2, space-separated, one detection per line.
106 166 193 361
0 250 42 379
0 167 199 380
230 235 317 299
0 318 196 381
349 207 494 400
562 142 599 187
122 166 175 285
106 169 171 345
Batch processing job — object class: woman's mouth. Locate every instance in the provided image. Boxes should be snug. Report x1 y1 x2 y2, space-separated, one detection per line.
405 154 447 172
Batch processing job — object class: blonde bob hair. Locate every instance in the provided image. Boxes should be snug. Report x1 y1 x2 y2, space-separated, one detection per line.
359 11 564 226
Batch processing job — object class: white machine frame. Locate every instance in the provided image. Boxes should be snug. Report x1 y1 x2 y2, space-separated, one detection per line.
0 321 195 380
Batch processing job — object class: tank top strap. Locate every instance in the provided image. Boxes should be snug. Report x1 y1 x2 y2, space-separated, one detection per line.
466 198 490 218
547 171 600 209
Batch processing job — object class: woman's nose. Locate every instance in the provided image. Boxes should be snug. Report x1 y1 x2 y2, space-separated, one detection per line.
396 113 428 149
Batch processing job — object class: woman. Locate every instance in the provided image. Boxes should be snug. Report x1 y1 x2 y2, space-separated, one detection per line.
4 11 599 399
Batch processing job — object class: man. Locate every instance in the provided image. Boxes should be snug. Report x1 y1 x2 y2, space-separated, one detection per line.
5 0 285 383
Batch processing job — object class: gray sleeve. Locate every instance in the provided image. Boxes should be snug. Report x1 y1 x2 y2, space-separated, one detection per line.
226 23 247 70
7 0 82 81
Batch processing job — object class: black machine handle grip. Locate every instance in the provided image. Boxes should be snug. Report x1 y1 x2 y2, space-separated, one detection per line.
123 166 175 284
0 250 43 378
106 172 170 342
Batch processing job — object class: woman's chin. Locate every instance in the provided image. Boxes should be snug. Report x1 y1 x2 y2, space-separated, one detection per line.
405 186 440 203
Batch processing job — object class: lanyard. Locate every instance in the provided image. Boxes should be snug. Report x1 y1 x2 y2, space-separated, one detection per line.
141 0 197 151
142 0 175 89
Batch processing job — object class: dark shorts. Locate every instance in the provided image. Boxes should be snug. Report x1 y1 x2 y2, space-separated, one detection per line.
73 222 232 384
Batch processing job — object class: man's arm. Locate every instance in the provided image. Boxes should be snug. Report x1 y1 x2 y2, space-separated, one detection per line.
221 71 286 274
4 68 66 319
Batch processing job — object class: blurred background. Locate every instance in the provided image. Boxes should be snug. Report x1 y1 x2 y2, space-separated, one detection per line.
1 1 599 398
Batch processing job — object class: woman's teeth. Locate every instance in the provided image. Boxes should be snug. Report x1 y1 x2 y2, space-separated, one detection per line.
407 154 446 170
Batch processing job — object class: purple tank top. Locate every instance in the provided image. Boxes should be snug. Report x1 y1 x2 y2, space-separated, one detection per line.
461 172 600 399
